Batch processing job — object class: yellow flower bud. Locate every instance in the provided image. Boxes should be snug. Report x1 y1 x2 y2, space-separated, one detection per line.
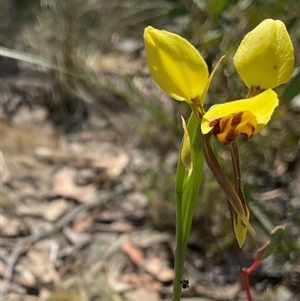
234 19 294 90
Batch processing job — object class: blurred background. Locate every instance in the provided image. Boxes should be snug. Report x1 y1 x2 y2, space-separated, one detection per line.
1 1 299 301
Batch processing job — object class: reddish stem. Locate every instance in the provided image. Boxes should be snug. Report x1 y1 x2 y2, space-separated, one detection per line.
247 260 261 274
241 260 261 301
242 268 253 301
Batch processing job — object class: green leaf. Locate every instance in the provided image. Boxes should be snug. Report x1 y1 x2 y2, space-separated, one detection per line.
176 112 204 247
173 112 204 301
0 46 79 78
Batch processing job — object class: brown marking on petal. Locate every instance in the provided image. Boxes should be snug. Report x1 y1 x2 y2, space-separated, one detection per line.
273 65 278 70
231 112 243 127
224 124 238 144
209 119 220 128
214 110 257 144
212 121 221 135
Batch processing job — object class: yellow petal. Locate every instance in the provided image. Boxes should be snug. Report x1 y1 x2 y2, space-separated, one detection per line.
201 89 278 135
234 19 294 89
144 26 208 102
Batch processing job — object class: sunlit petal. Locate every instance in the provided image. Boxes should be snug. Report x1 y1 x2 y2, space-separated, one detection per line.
234 19 294 89
144 26 208 102
201 89 278 139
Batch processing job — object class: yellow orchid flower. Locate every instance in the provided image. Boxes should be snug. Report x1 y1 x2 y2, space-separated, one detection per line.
201 89 278 144
234 19 294 90
144 26 208 103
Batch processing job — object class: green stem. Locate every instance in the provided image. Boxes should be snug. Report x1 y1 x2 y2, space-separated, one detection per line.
172 198 184 301
172 126 188 301
172 112 204 301
172 112 201 301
